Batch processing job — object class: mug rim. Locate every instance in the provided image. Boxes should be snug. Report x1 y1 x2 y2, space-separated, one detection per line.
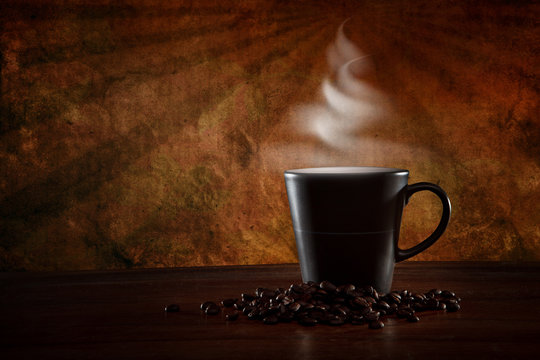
284 166 408 175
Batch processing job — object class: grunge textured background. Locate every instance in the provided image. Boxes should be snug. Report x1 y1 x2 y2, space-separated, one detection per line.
1 0 538 270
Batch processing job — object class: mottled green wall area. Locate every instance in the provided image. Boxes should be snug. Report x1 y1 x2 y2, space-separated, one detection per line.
0 0 538 271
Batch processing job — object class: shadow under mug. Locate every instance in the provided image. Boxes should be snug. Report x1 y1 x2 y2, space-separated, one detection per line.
284 166 451 293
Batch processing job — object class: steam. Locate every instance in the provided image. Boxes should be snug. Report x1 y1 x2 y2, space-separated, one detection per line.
294 20 387 150
259 19 433 172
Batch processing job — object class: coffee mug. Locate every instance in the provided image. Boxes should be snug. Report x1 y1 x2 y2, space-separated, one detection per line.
284 166 451 293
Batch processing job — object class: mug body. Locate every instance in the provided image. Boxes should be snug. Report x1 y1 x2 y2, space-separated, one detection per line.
284 167 409 293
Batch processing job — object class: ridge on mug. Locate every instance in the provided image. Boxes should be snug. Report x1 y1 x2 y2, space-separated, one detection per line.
284 166 451 293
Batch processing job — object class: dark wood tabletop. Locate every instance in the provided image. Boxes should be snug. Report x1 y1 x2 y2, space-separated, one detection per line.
1 262 539 359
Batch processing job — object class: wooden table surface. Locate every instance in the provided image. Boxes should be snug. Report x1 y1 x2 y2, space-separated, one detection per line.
1 262 539 359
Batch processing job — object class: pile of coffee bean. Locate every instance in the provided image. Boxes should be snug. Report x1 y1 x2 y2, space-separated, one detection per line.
200 281 461 329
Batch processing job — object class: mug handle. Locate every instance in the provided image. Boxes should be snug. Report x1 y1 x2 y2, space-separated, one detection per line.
395 182 452 262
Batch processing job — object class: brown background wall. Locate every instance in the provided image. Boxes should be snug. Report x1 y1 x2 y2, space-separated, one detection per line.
1 0 538 271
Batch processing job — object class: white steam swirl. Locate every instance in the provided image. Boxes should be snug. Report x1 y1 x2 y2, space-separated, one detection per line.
295 19 386 150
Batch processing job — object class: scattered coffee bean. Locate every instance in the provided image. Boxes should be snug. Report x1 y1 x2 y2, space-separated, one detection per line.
205 303 220 315
165 304 180 312
199 282 461 330
369 320 384 329
225 311 239 321
242 293 256 302
263 315 279 325
200 301 214 311
221 298 237 308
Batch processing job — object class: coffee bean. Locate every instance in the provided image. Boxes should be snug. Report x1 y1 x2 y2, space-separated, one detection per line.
341 284 356 294
260 307 279 318
346 288 361 298
350 315 365 325
397 308 413 318
376 300 390 311
360 306 372 316
331 306 348 317
314 289 329 300
438 302 447 310
205 303 220 315
225 311 239 321
242 305 255 315
365 311 380 322
242 293 256 302
263 315 279 325
247 310 259 319
388 292 402 304
407 315 420 322
429 289 442 296
352 297 370 309
364 285 375 296
290 284 304 294
261 289 277 298
316 304 330 311
319 280 337 293
288 302 301 312
165 304 180 312
442 290 455 298
362 296 375 304
446 303 461 312
281 296 294 306
221 298 237 308
386 303 398 315
233 300 246 311
369 320 384 329
200 301 214 311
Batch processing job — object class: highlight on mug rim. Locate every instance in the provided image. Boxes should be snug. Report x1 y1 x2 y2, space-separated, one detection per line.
284 166 408 175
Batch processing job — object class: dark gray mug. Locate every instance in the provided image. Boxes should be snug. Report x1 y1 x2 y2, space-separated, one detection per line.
284 167 451 293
